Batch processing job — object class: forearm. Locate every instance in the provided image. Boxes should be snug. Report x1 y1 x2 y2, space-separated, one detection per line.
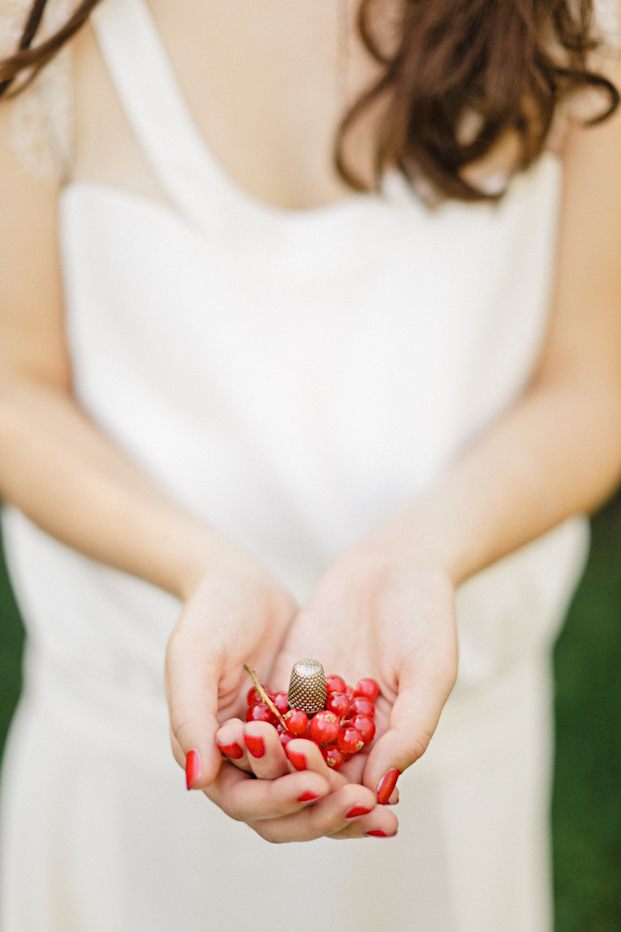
373 372 621 586
389 75 621 588
0 378 235 599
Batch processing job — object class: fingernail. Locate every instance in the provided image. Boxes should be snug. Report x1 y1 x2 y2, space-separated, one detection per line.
386 789 400 806
376 768 401 805
298 791 322 802
366 829 398 838
346 805 373 819
286 748 307 771
217 741 244 760
185 749 200 790
245 734 265 758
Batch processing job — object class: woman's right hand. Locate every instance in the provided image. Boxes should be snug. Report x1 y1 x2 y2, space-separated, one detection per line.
164 548 297 789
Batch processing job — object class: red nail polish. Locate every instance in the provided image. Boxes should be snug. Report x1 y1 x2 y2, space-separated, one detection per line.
217 741 244 760
185 749 200 790
286 748 307 771
365 829 398 837
346 806 373 819
376 768 401 805
245 734 265 758
298 791 322 802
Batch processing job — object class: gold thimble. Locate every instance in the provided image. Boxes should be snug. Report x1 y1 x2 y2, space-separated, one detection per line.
288 659 327 715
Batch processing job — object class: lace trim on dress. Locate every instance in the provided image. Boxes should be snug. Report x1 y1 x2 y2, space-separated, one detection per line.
594 0 621 52
1 0 73 183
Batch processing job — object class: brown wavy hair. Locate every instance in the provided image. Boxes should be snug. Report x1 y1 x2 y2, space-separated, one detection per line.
0 0 618 201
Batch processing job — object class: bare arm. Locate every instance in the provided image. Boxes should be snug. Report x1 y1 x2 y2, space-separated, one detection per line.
0 100 226 598
397 92 621 585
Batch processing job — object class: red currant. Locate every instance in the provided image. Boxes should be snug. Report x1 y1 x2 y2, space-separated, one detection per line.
344 684 354 699
350 714 375 744
349 696 375 719
337 725 364 754
246 687 263 706
326 691 350 718
284 708 309 735
309 711 340 745
245 702 274 724
322 744 345 770
273 692 289 715
353 679 380 702
279 731 295 747
246 685 273 705
326 675 346 695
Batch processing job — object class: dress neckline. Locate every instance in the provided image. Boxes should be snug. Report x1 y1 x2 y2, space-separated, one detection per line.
90 0 383 233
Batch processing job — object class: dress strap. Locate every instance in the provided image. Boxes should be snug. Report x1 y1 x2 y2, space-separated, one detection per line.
90 0 241 232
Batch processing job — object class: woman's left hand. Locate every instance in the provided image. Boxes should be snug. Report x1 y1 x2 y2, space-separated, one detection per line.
271 526 459 798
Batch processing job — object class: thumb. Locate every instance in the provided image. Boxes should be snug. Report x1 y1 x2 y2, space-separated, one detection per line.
362 664 456 802
165 624 224 791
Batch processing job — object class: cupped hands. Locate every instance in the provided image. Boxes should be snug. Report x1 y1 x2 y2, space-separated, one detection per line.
178 522 459 843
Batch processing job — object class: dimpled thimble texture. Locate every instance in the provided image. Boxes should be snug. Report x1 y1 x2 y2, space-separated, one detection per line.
288 659 327 714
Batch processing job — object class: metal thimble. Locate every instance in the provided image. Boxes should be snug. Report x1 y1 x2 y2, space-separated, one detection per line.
287 659 327 714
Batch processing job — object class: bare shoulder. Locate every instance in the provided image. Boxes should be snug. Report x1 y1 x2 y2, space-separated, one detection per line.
557 54 621 295
536 55 621 386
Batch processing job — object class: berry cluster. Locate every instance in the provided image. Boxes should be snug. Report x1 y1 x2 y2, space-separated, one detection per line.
245 675 380 771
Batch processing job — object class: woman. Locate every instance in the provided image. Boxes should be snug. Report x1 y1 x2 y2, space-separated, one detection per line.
0 0 620 929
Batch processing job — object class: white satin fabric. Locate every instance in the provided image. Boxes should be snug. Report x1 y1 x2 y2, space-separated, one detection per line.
0 0 589 929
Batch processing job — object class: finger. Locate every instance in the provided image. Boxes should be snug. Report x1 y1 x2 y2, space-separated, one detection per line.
243 722 289 778
284 739 335 780
205 761 331 821
165 620 223 790
216 719 251 772
362 661 455 800
250 781 395 844
285 738 369 795
328 805 399 840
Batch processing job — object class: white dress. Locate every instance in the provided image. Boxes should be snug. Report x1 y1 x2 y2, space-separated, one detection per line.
0 0 591 929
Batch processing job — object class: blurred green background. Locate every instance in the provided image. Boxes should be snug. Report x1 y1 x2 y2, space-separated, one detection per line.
0 497 620 929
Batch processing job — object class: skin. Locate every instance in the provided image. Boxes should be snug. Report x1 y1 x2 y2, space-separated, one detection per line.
1 1 621 844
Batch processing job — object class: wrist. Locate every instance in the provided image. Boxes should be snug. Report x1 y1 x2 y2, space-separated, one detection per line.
154 514 257 601
355 502 469 588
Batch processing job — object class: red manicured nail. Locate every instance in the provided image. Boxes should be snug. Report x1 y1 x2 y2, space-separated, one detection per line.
376 768 401 805
346 806 373 819
366 829 398 837
217 741 244 760
298 791 322 802
286 748 307 771
185 749 200 790
245 734 265 758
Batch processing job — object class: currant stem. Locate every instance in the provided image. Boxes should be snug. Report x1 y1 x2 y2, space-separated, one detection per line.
243 665 288 730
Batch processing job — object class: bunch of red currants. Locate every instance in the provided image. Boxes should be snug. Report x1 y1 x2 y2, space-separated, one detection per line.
245 675 380 771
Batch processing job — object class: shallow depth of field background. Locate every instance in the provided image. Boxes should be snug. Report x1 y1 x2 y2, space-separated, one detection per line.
1 494 620 930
